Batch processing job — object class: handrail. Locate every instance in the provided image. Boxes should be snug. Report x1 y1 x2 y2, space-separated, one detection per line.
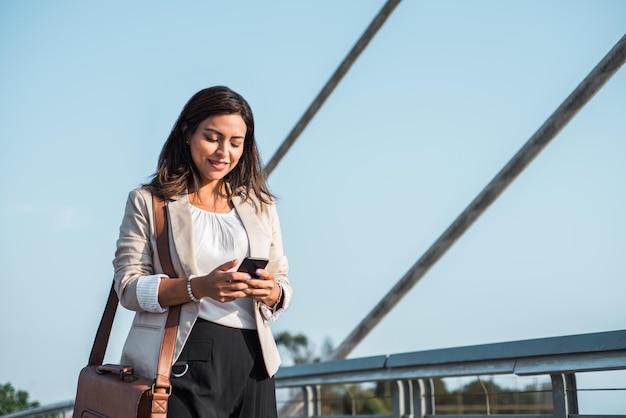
274 330 626 417
276 329 626 385
0 400 73 418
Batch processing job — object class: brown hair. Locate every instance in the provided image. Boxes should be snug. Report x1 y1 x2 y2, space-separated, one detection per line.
144 86 273 204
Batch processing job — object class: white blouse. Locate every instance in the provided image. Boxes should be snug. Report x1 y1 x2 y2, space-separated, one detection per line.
135 204 257 329
191 205 255 329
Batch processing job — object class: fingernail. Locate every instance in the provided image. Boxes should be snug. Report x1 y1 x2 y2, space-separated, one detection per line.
246 274 252 280
255 269 263 276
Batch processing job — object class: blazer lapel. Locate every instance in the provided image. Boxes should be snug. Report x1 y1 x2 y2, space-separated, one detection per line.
232 192 265 258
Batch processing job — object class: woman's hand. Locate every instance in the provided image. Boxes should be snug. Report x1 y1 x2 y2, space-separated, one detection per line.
192 260 252 303
242 268 281 307
176 259 280 306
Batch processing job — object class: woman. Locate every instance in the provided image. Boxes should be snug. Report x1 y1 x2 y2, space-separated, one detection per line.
113 86 291 417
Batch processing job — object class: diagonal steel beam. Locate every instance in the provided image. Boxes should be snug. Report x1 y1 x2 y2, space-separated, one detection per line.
274 3 403 415
329 33 626 361
265 0 402 175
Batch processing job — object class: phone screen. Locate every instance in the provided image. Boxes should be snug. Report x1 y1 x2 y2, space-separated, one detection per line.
237 257 269 278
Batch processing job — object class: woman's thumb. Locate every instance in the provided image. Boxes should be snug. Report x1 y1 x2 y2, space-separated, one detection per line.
219 259 238 271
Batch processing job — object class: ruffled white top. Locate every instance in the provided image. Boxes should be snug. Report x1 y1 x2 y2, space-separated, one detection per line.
135 204 257 329
191 205 255 329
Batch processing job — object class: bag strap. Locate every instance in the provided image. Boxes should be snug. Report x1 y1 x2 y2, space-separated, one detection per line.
151 196 181 416
87 282 119 366
86 193 181 417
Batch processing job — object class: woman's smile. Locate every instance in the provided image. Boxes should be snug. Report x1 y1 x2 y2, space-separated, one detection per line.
208 159 230 170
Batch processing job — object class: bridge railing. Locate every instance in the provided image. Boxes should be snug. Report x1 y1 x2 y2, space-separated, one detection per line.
274 329 626 417
3 330 625 418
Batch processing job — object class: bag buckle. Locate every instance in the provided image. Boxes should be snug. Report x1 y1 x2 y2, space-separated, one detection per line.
150 384 173 397
96 364 139 382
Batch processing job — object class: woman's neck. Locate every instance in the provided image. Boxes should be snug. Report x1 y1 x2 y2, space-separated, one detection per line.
189 181 232 213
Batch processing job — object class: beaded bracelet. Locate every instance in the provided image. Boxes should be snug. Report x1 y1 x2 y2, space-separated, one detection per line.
186 276 201 303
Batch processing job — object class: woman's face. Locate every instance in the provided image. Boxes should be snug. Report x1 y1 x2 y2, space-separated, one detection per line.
188 113 247 187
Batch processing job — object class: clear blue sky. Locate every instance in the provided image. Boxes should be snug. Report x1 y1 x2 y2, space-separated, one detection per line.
1 0 624 412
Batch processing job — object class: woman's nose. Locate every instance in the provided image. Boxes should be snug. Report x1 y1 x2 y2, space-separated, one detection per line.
215 141 228 155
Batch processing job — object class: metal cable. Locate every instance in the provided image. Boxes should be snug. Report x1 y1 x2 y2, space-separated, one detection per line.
330 33 626 361
264 0 402 175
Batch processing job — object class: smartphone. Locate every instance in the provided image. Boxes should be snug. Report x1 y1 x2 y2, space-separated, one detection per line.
237 257 269 278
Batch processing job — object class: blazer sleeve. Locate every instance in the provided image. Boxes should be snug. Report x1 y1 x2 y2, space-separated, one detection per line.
264 201 292 317
112 188 156 312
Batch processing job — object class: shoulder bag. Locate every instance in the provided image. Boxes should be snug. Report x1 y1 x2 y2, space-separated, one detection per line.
73 195 180 418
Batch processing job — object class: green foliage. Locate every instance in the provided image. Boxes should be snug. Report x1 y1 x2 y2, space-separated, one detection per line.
275 331 318 364
0 382 40 415
436 378 552 413
320 384 391 415
276 332 392 414
275 331 335 364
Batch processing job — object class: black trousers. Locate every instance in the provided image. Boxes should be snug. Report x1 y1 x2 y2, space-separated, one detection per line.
167 319 278 418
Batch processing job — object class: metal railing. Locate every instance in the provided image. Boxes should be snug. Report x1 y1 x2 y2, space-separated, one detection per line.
4 329 625 417
274 329 626 417
1 400 73 418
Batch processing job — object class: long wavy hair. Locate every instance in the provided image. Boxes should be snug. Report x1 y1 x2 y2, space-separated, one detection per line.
145 86 273 204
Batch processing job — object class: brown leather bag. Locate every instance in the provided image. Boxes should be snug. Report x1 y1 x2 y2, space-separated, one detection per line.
73 195 180 418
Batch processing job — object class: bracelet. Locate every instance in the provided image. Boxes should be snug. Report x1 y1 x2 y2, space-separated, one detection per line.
186 276 201 303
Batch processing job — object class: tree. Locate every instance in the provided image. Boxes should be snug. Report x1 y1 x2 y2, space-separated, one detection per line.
0 382 39 415
275 331 319 364
276 332 391 414
437 378 552 413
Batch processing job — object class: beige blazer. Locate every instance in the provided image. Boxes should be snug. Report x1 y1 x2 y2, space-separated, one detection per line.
113 187 291 378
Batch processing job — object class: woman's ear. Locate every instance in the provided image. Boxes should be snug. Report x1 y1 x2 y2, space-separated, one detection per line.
182 124 192 145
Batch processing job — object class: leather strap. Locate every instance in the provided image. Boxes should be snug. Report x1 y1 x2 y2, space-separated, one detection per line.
86 193 181 417
151 195 181 416
88 280 119 366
